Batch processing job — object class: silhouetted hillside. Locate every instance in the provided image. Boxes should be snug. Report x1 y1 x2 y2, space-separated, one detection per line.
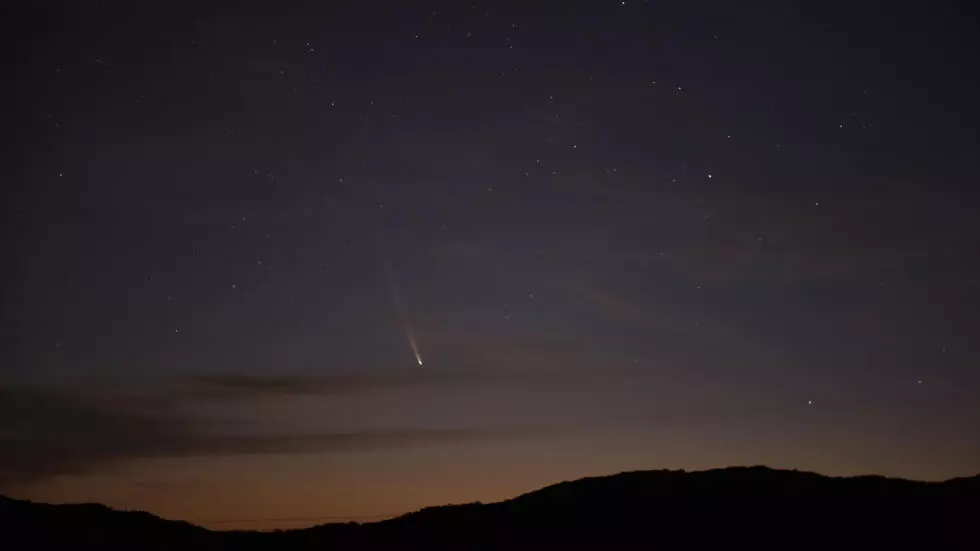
4 466 979 550
0 494 214 550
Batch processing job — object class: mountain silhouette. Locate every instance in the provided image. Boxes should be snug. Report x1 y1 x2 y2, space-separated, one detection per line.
3 466 979 550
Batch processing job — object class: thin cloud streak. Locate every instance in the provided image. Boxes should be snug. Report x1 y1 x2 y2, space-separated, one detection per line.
0 384 574 485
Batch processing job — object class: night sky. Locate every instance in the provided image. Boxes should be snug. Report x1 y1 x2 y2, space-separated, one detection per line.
4 1 980 529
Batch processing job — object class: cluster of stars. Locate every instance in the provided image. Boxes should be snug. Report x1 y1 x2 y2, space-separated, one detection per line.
25 3 973 484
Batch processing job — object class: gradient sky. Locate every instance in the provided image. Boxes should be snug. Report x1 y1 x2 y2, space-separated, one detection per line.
4 1 980 530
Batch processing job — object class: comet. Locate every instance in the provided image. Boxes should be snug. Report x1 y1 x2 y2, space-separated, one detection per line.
383 255 423 368
409 335 423 367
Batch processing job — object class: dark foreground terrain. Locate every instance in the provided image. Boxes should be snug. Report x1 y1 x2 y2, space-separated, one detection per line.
3 466 979 550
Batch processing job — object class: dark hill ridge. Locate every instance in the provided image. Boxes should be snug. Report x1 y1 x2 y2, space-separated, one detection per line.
0 493 210 550
3 466 979 550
